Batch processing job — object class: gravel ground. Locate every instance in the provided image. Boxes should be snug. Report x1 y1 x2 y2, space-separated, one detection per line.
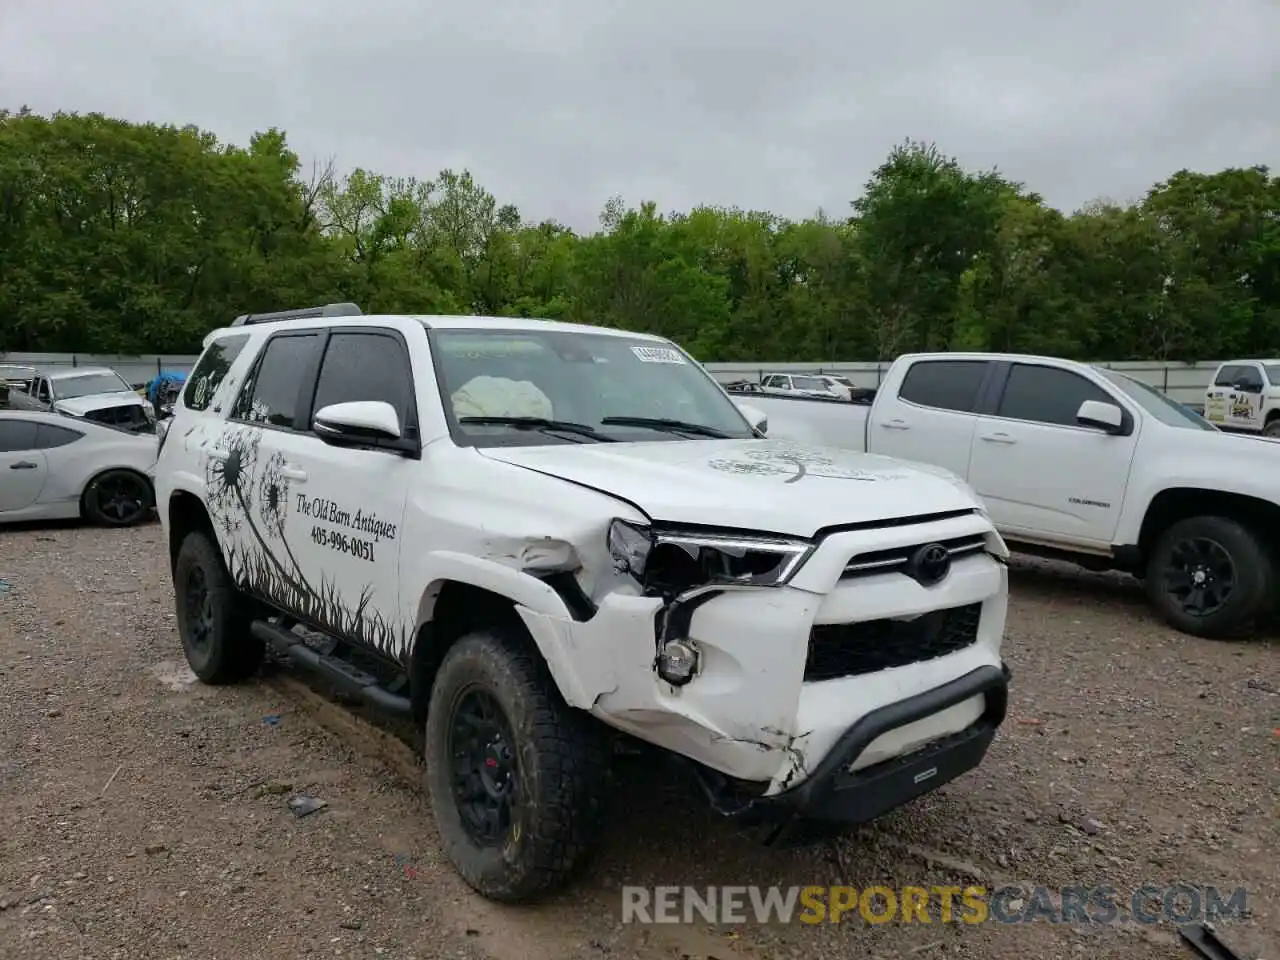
1 521 1276 960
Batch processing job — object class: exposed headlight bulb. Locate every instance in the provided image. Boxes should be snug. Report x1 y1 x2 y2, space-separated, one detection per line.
656 639 699 686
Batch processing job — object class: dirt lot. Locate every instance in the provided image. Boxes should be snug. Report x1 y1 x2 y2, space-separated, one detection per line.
1 522 1276 960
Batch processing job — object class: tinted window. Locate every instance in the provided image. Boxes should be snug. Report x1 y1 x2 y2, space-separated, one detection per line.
36 423 83 448
232 334 320 428
0 419 39 452
310 332 414 425
898 360 990 413
1235 366 1264 388
997 363 1116 427
792 376 827 391
184 333 250 411
1213 365 1245 387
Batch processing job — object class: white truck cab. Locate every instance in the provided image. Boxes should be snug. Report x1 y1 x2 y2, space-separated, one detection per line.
737 352 1280 639
155 304 1013 903
1202 359 1280 436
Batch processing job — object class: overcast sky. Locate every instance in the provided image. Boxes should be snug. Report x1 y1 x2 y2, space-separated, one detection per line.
2 0 1277 232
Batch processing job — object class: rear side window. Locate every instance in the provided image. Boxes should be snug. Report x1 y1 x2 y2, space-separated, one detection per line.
898 360 990 413
309 332 415 426
0 419 39 452
996 363 1116 427
232 333 321 428
36 423 83 448
184 333 251 411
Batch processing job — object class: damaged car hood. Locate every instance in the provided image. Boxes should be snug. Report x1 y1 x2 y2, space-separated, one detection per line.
480 438 981 537
54 392 147 416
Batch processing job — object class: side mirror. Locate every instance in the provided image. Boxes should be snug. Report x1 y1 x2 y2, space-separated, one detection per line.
313 401 408 450
735 401 768 436
1076 399 1124 433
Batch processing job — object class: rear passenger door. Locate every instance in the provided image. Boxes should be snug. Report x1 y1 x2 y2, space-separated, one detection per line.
279 328 418 660
967 362 1140 546
871 359 993 479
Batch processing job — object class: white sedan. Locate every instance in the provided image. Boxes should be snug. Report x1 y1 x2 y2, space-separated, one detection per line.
0 410 158 526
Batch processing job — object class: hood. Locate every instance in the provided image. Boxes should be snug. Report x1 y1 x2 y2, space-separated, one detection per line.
479 438 981 538
54 392 148 416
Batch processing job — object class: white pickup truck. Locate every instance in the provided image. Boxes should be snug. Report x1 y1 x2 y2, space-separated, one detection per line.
733 352 1280 639
1202 358 1280 436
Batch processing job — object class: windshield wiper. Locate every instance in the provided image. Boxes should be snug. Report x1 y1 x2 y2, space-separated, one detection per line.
600 416 732 438
457 416 617 442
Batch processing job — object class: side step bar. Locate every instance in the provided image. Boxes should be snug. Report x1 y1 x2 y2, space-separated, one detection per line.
251 619 412 718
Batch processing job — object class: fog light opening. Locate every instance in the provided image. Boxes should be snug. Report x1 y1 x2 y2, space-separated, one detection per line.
656 639 700 686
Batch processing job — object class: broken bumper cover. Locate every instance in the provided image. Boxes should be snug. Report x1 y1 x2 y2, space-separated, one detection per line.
703 663 1010 825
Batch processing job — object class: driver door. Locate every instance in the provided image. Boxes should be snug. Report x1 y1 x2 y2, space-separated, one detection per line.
1225 363 1265 431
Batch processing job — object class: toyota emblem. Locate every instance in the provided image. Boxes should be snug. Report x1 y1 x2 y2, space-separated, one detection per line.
908 543 952 586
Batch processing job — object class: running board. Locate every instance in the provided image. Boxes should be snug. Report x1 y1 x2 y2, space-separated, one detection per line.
250 619 413 718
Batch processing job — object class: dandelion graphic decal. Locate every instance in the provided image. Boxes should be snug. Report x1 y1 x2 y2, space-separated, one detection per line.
256 451 291 541
201 423 411 663
706 443 899 484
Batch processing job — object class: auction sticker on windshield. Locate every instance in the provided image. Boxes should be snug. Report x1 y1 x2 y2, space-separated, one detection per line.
631 346 686 364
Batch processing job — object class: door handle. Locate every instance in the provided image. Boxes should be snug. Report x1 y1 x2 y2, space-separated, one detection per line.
9 461 37 470
980 432 1016 444
880 419 910 430
280 466 308 482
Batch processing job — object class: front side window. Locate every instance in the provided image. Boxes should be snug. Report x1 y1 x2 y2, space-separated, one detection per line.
51 372 132 399
898 360 991 413
184 333 250 411
791 376 828 391
309 332 415 426
231 333 321 428
997 364 1116 427
430 328 754 446
1213 365 1245 387
0 419 39 452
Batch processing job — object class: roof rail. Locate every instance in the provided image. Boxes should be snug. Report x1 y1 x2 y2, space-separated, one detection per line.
230 302 363 327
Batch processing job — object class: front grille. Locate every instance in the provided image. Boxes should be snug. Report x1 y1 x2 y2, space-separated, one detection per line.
841 533 987 580
804 602 983 683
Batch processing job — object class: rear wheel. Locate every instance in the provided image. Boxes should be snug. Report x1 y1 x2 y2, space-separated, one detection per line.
424 628 608 902
1144 515 1274 638
174 531 263 683
83 469 153 526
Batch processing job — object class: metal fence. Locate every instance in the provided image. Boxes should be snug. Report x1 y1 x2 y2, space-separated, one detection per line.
0 350 1224 406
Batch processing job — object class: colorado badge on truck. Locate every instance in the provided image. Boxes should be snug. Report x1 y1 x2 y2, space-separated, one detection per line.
154 303 1012 902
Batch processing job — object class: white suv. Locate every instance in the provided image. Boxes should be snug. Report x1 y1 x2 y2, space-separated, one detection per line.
155 303 1013 902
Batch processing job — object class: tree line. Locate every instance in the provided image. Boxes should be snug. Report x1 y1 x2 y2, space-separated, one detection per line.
1 107 1277 361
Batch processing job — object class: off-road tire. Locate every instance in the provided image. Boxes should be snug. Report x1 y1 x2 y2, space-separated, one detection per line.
174 531 263 683
1144 515 1274 639
83 469 154 527
424 628 609 903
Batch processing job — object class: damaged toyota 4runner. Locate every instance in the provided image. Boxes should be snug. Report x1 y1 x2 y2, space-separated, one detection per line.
155 303 1013 902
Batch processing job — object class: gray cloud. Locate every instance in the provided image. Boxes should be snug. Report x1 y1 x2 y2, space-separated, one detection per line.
2 0 1277 230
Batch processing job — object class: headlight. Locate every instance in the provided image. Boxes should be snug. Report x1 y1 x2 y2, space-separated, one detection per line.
607 519 812 592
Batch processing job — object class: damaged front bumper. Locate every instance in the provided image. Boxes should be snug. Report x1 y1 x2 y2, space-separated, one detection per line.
691 663 1010 827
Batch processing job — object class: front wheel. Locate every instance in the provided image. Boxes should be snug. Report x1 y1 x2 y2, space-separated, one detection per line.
1144 516 1274 639
1264 418 1280 438
424 628 608 903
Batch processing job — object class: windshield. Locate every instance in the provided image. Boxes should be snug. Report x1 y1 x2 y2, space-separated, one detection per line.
1096 369 1218 431
430 328 755 445
53 372 132 399
791 376 829 391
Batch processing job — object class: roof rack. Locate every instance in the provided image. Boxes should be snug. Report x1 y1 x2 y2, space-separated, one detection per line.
230 302 363 327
